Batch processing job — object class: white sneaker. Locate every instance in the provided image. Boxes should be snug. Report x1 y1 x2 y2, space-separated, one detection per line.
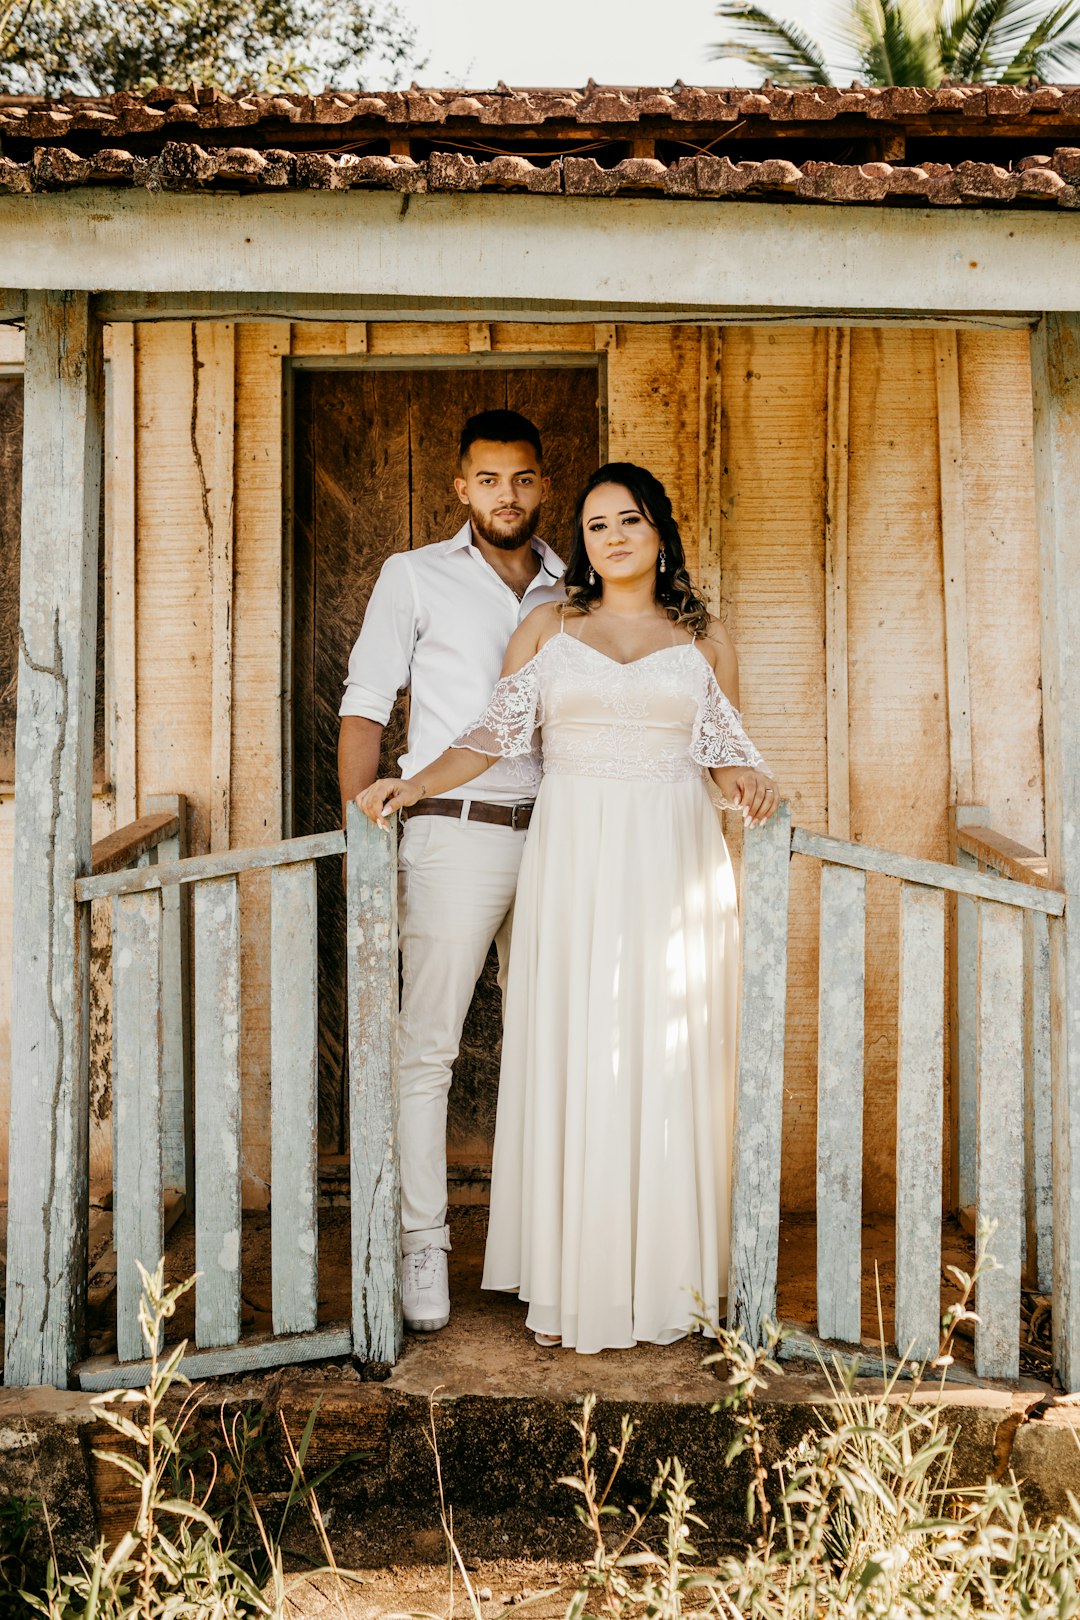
402 1246 450 1331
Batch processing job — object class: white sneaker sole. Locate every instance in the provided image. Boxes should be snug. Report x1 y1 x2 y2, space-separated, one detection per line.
406 1313 450 1332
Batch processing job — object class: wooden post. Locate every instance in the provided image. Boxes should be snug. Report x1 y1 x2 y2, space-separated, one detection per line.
1031 312 1080 1389
825 327 852 839
894 882 945 1362
974 900 1024 1379
193 874 242 1349
146 793 193 1204
816 862 866 1343
346 802 402 1364
934 330 974 806
697 326 723 612
112 889 165 1361
4 291 104 1387
949 805 989 1220
1023 908 1053 1293
728 802 792 1347
270 860 319 1336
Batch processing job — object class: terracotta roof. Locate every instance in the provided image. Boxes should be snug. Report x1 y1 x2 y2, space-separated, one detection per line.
2 83 1080 206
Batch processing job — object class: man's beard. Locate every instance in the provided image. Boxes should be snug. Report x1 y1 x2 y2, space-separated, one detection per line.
469 503 541 551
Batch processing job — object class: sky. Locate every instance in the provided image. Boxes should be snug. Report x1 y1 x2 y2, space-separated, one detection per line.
376 0 853 91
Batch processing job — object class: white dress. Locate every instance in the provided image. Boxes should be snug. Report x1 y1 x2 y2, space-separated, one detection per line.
454 627 768 1353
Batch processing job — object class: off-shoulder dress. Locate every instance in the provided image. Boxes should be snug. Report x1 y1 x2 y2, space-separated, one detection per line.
454 623 768 1353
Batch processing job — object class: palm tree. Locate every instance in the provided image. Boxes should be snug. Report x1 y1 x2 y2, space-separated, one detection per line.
711 0 1080 86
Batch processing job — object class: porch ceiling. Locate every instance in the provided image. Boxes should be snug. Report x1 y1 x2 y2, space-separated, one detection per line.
1 83 1080 210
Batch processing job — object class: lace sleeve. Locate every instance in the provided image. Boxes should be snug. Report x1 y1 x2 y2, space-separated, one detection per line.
451 660 542 759
691 667 770 774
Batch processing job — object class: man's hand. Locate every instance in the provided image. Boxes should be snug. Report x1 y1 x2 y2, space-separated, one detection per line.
357 776 425 830
713 767 780 829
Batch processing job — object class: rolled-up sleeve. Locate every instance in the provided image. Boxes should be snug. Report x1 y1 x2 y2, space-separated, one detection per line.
339 553 419 722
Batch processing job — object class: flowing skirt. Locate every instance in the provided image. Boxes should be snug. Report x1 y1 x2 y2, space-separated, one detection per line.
481 770 740 1354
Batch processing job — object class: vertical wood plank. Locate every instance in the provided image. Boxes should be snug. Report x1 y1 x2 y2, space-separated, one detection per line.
1024 907 1053 1294
468 322 492 352
271 860 318 1336
344 322 369 354
975 900 1024 1379
106 323 138 827
894 882 945 1361
197 322 236 854
950 805 989 1217
193 875 242 1348
697 326 722 611
935 330 974 806
146 792 192 1201
1030 311 1080 1389
5 291 103 1387
728 801 792 1346
346 802 402 1363
825 327 851 839
816 862 866 1343
112 889 164 1361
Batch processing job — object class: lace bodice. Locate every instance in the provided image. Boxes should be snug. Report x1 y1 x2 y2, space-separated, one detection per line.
453 631 769 792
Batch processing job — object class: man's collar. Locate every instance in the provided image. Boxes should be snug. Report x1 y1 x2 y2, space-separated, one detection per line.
450 519 566 578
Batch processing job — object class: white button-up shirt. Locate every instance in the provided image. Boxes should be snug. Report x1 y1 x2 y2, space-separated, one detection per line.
339 521 566 804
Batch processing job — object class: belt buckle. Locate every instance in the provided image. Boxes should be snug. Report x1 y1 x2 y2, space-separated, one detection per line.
510 802 529 831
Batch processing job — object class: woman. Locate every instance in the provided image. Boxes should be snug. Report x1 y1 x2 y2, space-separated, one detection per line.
359 463 777 1353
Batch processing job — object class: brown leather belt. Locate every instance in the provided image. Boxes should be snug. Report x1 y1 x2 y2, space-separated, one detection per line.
402 798 533 831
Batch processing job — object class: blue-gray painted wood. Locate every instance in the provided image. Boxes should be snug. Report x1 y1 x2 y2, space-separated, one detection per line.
975 901 1025 1380
955 845 984 1215
728 802 792 1347
146 793 193 1202
346 802 403 1364
112 889 165 1362
271 860 319 1336
791 827 1063 915
816 863 866 1345
1024 908 1053 1295
894 883 945 1363
1031 311 1080 1392
4 292 104 1388
76 827 345 902
193 875 242 1349
76 1322 352 1391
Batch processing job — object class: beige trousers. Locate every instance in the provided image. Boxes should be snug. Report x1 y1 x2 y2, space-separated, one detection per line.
396 810 528 1255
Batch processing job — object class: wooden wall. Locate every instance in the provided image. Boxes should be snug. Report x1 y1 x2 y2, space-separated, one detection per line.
0 317 1044 1216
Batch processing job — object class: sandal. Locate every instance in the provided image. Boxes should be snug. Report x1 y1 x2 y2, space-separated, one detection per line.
534 1331 562 1348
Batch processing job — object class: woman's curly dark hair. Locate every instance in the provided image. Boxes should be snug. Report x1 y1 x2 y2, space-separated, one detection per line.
561 462 712 638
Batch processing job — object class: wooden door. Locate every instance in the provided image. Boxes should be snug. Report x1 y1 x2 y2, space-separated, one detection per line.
291 362 601 1159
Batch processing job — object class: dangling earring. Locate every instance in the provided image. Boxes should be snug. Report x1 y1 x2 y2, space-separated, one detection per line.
659 548 667 575
588 566 596 586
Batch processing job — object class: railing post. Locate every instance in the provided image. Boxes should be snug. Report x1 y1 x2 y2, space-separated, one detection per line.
146 792 193 1208
728 801 792 1347
1031 312 1080 1389
5 292 104 1387
346 802 402 1364
949 804 989 1222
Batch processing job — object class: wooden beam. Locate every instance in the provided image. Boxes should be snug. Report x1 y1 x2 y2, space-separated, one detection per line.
467 321 492 352
935 330 974 806
792 826 1064 914
1030 310 1080 1390
76 826 345 901
956 823 1051 888
824 327 851 838
4 290 104 1388
105 322 137 826
89 811 177 876
728 802 792 1347
346 803 402 1365
697 326 722 612
194 322 237 853
0 290 25 322
95 293 1037 330
76 1321 352 1390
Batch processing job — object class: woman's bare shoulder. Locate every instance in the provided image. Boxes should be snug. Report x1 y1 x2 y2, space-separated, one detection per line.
697 616 735 664
524 600 564 644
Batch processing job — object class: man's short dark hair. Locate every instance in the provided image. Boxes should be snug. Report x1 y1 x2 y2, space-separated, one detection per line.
459 409 543 466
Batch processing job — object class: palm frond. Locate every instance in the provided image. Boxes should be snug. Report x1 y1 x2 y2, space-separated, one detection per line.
711 2 834 85
995 0 1080 78
937 0 1011 77
853 0 941 84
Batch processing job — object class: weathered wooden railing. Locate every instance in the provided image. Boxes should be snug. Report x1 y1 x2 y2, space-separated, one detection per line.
729 804 1067 1383
954 820 1053 1298
73 802 399 1390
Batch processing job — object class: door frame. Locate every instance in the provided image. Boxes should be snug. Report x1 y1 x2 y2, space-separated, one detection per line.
280 347 607 837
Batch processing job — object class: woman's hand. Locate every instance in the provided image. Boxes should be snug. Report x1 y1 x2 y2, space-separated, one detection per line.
713 767 780 829
356 776 424 829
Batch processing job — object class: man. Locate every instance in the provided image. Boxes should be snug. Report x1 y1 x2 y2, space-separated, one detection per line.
338 409 565 1331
